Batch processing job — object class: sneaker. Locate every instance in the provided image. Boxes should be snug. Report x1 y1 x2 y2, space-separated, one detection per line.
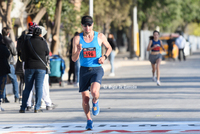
0 105 4 111
46 103 57 110
109 73 115 77
74 82 79 87
2 98 10 103
157 80 161 86
19 98 22 104
34 109 43 113
19 109 25 113
86 120 93 130
152 76 156 82
92 100 100 116
26 106 32 111
15 97 19 103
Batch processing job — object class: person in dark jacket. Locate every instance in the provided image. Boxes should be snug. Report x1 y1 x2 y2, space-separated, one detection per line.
1 27 19 103
15 22 38 103
68 32 79 84
167 34 175 60
0 33 10 111
19 27 49 113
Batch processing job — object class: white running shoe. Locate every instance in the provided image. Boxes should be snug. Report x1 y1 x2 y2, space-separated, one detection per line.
152 77 156 82
0 105 5 111
74 82 79 87
109 73 115 77
157 80 161 86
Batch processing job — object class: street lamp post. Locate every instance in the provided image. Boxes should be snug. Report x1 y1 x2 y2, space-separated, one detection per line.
130 0 138 58
89 0 93 17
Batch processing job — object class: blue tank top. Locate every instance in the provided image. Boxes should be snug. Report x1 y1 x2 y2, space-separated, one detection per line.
79 31 102 67
151 39 161 52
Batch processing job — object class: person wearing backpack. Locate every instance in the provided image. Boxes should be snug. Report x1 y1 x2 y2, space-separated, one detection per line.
1 27 19 103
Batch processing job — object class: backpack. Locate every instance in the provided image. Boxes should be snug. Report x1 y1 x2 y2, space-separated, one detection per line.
17 31 31 62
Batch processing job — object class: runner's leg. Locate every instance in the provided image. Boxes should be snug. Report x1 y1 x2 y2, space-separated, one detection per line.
156 58 162 81
151 63 156 77
90 82 100 103
81 90 92 120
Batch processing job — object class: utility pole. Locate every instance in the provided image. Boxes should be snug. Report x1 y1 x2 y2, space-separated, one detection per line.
89 0 93 17
130 0 138 58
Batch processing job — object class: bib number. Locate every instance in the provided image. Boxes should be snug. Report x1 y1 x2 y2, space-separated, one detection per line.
83 47 96 58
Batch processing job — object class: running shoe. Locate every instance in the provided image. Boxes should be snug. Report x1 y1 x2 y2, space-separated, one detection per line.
92 100 100 116
152 76 156 82
0 105 4 111
86 120 93 130
157 80 161 86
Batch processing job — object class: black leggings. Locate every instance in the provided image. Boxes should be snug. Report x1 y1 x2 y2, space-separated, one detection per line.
68 57 75 82
18 74 25 98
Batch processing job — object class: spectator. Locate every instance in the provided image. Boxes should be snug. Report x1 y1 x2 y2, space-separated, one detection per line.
15 22 38 103
73 32 80 87
108 33 117 76
1 27 19 103
167 34 175 60
68 32 79 85
0 33 10 111
19 27 49 113
175 33 186 61
26 26 57 111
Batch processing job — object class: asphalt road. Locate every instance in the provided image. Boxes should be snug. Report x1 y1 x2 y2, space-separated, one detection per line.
0 50 200 133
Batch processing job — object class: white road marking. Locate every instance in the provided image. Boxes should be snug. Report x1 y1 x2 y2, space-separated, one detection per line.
0 122 200 133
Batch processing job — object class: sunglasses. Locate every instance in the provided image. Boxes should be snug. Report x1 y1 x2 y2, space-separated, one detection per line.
83 23 92 27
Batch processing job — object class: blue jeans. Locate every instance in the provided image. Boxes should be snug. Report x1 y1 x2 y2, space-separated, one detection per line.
0 75 7 102
75 58 80 83
20 69 46 110
109 51 115 73
3 64 19 99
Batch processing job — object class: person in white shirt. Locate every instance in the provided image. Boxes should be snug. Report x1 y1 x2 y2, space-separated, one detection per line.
175 33 186 61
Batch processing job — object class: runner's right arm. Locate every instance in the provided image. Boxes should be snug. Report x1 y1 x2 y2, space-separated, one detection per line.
147 40 157 51
72 35 82 62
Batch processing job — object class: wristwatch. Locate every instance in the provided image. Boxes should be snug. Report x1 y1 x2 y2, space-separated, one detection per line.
104 54 108 60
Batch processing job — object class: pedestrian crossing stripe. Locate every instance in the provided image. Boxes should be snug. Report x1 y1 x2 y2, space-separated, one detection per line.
0 122 200 133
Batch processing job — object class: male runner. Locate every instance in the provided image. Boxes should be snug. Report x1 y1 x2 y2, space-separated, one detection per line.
72 15 112 130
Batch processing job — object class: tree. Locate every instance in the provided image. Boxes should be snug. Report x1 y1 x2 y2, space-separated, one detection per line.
51 0 62 54
137 0 179 32
0 0 15 41
179 0 199 32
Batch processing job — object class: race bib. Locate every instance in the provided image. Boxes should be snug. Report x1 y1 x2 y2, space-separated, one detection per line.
83 47 96 58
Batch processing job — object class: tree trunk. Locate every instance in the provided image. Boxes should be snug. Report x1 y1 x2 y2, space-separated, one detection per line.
182 23 188 33
51 0 62 54
72 0 82 32
33 7 47 24
45 13 52 45
0 0 7 30
6 0 15 42
141 21 148 30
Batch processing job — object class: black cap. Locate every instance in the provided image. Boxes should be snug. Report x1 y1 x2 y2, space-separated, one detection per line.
81 15 93 25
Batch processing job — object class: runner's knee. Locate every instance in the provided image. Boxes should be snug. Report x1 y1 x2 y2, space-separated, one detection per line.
82 96 90 105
